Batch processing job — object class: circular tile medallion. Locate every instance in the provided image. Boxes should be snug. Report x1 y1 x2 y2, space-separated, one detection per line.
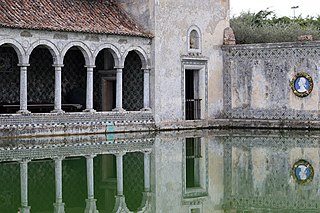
291 73 313 97
292 159 314 184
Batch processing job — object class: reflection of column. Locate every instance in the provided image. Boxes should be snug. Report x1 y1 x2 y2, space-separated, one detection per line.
142 69 151 111
223 141 232 209
144 151 151 192
52 65 64 113
113 68 124 111
54 157 65 213
84 66 96 112
137 151 152 212
112 152 130 212
116 152 125 195
18 65 30 114
84 155 98 213
19 159 30 213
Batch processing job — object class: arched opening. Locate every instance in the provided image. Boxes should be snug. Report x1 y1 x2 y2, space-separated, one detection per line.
94 49 116 111
189 30 200 49
62 47 87 112
123 51 143 111
28 46 55 113
0 44 20 114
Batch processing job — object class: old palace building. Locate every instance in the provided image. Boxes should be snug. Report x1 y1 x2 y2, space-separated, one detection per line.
0 0 230 136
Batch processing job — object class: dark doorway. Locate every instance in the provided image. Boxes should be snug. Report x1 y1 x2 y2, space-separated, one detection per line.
185 70 201 120
94 49 116 111
101 78 116 111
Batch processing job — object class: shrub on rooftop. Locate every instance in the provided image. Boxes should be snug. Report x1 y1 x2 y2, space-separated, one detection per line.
230 10 320 44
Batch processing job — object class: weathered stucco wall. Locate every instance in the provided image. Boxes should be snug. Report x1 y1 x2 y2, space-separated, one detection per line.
153 0 229 123
120 0 230 124
222 42 320 121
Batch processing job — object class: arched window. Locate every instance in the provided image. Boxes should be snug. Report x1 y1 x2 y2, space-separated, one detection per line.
187 26 202 54
190 30 199 49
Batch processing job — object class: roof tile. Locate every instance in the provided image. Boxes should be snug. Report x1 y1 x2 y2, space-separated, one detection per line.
0 0 152 37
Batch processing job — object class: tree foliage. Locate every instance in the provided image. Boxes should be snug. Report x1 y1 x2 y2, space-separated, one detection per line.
230 10 320 44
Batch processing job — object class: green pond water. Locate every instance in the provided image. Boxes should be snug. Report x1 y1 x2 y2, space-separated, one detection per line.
0 129 320 213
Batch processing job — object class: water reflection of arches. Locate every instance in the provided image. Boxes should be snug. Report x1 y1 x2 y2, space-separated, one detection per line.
0 136 153 213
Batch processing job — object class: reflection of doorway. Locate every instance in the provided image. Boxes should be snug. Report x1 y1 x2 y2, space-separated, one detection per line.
101 154 117 213
186 138 201 188
101 78 116 111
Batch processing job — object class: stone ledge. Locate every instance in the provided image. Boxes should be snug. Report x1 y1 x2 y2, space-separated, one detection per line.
0 112 155 138
2 115 320 138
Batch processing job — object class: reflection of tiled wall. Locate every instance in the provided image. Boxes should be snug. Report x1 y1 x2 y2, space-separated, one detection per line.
123 51 143 111
0 47 20 104
0 162 20 213
63 157 87 209
28 160 55 212
124 152 144 211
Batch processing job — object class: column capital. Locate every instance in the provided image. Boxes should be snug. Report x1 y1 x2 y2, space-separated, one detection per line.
52 64 64 68
53 156 65 161
114 66 124 69
115 151 126 157
18 63 30 67
85 154 97 159
115 68 123 73
19 159 31 164
85 65 96 69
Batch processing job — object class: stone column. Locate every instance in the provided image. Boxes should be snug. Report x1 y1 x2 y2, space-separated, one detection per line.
18 65 30 114
54 157 65 213
19 159 30 213
84 155 98 213
142 69 151 111
52 65 64 113
84 65 96 112
113 68 124 112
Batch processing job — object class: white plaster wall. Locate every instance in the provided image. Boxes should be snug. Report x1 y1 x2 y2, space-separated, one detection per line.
153 137 185 212
153 0 229 123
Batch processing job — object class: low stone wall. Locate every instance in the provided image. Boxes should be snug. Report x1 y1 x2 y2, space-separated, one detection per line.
0 111 155 138
222 41 320 121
